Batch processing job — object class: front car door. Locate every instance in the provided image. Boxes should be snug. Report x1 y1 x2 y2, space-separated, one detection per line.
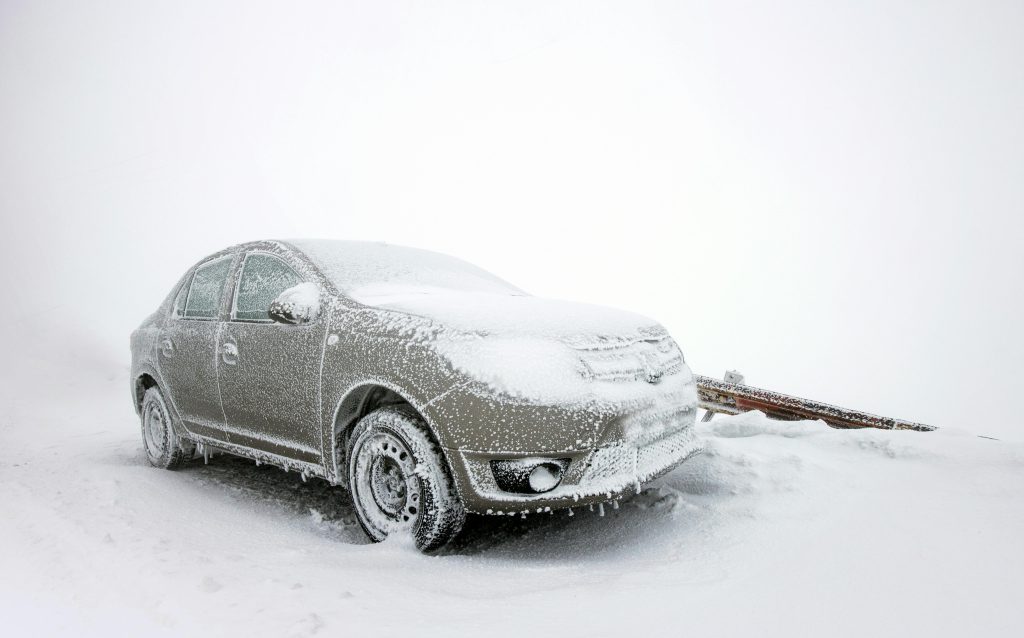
216 250 328 464
158 253 235 441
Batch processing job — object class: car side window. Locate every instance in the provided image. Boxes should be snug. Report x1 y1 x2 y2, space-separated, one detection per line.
232 253 303 322
182 256 233 320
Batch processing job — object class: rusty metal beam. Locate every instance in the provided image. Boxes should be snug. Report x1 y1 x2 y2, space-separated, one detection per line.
695 373 936 432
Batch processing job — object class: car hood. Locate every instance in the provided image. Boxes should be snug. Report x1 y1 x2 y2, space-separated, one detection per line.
350 285 663 343
349 286 682 405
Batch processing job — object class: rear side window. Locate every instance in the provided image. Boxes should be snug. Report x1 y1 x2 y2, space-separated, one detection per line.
182 256 233 320
232 253 303 322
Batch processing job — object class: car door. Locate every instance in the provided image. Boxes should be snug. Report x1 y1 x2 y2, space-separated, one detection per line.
216 251 327 464
158 253 234 441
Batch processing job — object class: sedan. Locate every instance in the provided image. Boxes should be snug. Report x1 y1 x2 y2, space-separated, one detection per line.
131 240 701 550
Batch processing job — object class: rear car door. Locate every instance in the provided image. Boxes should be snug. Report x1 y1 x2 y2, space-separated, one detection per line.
216 251 327 464
158 254 234 441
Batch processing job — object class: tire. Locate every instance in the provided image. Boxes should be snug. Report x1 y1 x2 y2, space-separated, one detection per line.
347 405 465 552
140 386 194 470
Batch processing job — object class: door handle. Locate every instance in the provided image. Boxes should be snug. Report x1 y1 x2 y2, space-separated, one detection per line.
221 341 239 365
160 338 175 358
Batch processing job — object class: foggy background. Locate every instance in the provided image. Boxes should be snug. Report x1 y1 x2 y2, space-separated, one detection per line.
2 0 1021 439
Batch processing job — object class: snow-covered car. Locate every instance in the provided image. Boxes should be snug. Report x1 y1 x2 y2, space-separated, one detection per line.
131 240 702 550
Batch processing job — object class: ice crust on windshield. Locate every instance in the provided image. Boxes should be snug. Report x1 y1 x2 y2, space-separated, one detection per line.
348 285 659 338
288 240 522 297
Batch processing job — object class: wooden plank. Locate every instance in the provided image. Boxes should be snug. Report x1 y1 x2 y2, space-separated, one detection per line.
695 374 936 432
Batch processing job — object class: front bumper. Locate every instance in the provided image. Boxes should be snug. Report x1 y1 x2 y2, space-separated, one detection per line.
445 420 704 515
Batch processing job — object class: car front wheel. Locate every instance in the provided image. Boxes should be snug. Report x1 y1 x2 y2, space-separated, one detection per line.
347 405 465 552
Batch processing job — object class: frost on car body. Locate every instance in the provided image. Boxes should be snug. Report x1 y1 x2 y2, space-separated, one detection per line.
130 239 702 550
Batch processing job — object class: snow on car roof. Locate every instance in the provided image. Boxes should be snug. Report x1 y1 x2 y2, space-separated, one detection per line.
287 239 523 299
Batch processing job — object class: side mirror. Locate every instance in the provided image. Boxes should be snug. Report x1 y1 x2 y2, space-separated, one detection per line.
268 282 322 325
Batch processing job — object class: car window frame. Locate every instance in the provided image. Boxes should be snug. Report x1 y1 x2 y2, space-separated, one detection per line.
170 274 191 319
228 250 312 325
173 254 235 322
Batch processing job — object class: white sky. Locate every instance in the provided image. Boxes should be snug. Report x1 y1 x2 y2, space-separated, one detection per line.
2 0 1022 438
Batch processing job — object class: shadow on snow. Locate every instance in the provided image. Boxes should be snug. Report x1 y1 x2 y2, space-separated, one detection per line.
140 448 724 562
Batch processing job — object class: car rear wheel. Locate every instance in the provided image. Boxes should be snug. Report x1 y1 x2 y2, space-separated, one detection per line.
141 386 193 470
347 405 465 552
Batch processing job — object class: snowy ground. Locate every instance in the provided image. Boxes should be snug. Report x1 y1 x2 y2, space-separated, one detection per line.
2 342 1022 638
3 1 1022 634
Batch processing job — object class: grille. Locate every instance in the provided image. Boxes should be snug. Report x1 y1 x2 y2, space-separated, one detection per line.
617 402 696 447
580 426 701 488
583 444 635 484
575 336 685 383
637 426 701 477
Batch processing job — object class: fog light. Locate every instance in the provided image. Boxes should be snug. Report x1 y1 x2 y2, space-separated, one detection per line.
528 464 561 492
491 458 569 494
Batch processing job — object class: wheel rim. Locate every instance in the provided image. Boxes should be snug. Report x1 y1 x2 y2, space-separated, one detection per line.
352 430 422 539
370 455 408 516
143 402 168 458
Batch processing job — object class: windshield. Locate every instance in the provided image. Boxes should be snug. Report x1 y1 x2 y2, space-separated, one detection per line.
288 240 524 301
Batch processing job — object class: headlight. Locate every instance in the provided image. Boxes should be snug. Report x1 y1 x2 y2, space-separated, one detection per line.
490 458 569 494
